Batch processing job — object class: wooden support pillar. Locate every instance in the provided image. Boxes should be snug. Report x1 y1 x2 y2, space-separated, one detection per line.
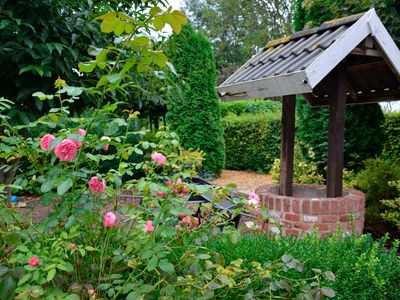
327 64 347 197
279 95 296 196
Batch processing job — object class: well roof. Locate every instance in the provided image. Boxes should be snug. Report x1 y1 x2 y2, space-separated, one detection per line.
217 9 400 106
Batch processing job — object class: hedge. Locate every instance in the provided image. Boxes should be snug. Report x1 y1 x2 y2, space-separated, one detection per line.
382 112 400 161
220 99 281 118
222 113 280 172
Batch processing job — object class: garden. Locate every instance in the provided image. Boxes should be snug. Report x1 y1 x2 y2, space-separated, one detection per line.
1 0 400 299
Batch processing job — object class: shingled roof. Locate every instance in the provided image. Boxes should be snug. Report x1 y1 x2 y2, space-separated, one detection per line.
217 9 400 106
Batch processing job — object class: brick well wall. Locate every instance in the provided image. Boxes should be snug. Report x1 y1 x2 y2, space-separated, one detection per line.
255 184 366 237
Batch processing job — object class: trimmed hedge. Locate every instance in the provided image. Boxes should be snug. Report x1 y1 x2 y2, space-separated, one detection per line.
208 233 400 300
220 99 281 118
222 113 280 172
382 112 400 161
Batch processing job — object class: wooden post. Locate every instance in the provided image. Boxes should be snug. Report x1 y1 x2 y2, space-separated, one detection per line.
327 64 347 197
279 95 296 196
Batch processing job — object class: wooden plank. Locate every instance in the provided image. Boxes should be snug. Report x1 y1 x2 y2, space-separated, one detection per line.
350 47 382 57
217 71 311 102
279 95 296 196
327 64 347 197
305 9 373 88
347 60 386 72
368 9 400 78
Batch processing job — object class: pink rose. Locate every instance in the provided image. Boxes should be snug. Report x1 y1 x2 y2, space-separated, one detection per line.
77 128 86 136
156 191 167 198
179 215 199 229
166 179 173 187
69 243 76 249
88 289 95 295
151 152 166 165
175 178 182 184
65 137 82 148
179 212 186 218
103 212 116 228
54 138 78 161
143 220 155 232
40 134 55 151
248 193 260 206
28 256 40 267
88 176 106 193
100 136 111 151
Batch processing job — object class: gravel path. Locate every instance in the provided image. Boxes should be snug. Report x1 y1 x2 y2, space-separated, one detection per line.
211 170 274 194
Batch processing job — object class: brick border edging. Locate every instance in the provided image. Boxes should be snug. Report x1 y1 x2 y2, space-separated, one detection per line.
255 184 366 237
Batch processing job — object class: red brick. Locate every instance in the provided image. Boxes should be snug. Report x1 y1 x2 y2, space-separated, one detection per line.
321 215 338 223
284 198 291 212
303 200 311 214
285 213 300 222
275 197 282 211
312 201 320 214
285 228 300 236
346 198 354 213
268 198 274 209
295 222 311 230
319 231 332 238
321 201 330 213
292 199 300 213
315 223 329 231
330 200 339 214
339 200 347 214
340 215 350 222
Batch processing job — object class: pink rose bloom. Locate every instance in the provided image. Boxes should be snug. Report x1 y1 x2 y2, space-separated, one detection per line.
65 137 82 148
40 134 55 151
54 138 78 161
248 193 260 206
173 188 179 195
103 212 116 228
151 152 166 165
88 289 95 295
181 186 188 193
166 179 173 187
28 256 40 267
179 212 186 218
180 215 199 229
175 178 182 184
88 176 106 193
69 243 76 249
77 128 86 136
156 191 167 198
100 136 111 151
143 220 155 232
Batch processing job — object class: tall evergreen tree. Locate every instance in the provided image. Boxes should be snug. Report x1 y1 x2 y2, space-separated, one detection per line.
167 24 225 175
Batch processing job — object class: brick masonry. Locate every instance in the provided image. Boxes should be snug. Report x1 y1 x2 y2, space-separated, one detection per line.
255 184 365 237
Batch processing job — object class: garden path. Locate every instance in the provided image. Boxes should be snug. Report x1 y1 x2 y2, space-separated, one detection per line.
211 170 273 194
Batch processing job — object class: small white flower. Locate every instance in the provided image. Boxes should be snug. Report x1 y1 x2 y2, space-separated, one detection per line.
245 221 255 229
270 225 280 235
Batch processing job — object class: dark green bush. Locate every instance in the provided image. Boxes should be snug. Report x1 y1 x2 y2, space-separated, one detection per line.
296 97 385 171
219 99 281 118
167 24 225 175
208 233 400 300
222 113 280 172
382 112 400 161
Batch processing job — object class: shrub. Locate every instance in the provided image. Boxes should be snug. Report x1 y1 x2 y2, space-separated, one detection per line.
382 112 400 161
222 113 281 172
208 233 400 300
270 143 324 184
381 180 400 229
296 97 385 172
167 24 225 175
219 99 281 118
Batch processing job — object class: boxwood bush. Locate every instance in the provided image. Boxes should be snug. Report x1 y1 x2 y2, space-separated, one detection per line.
209 233 400 300
220 99 281 118
222 113 280 172
382 112 400 161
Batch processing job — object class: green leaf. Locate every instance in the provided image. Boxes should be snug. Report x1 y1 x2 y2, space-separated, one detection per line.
321 287 336 298
114 21 125 36
65 294 80 300
153 15 166 30
0 275 16 300
57 178 73 195
147 256 158 272
324 271 336 282
17 273 31 286
151 51 168 68
78 62 96 73
0 20 10 29
101 15 120 33
158 259 174 273
149 6 162 16
47 269 56 282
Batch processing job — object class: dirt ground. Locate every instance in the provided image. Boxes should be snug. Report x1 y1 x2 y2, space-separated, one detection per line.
211 170 273 194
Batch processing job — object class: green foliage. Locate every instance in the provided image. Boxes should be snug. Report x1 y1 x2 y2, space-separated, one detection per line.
354 157 400 203
382 112 400 161
296 97 385 172
270 143 324 184
219 99 281 118
222 113 280 172
381 181 400 229
208 233 400 300
183 0 293 79
167 24 225 175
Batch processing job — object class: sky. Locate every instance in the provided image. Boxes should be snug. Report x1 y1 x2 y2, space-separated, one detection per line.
167 0 183 10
